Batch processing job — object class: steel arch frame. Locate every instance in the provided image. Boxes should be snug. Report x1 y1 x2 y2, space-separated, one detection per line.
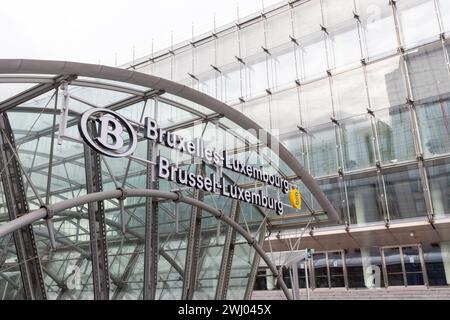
0 188 293 300
0 59 340 223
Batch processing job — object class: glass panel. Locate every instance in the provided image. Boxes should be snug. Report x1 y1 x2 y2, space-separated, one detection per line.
195 40 215 75
308 124 338 177
244 54 268 97
216 31 239 67
423 242 450 286
298 33 328 80
221 63 242 103
300 78 333 127
356 0 398 59
346 173 384 224
340 115 376 171
332 68 368 119
197 70 218 98
426 158 450 217
375 105 416 164
328 251 345 287
265 9 293 49
243 96 270 130
239 21 265 58
152 57 172 79
438 0 450 33
270 87 301 135
366 55 407 109
346 249 366 288
406 42 450 103
271 43 297 89
416 100 450 158
328 20 361 69
384 164 427 220
313 253 329 288
383 247 405 286
318 177 347 222
396 0 440 47
322 0 355 27
292 0 323 39
173 49 192 82
402 246 424 286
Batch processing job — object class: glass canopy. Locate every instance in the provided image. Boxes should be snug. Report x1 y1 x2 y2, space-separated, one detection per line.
0 61 333 300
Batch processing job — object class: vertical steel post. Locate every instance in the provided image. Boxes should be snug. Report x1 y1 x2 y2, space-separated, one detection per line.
0 114 47 300
83 121 110 300
215 200 240 299
182 164 205 300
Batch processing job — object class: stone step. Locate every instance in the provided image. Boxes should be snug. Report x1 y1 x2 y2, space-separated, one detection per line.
252 287 450 300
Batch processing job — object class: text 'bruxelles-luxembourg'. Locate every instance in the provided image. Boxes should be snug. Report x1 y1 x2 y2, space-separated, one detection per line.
144 117 291 215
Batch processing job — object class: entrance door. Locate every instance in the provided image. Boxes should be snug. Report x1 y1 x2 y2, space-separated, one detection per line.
381 245 427 287
312 251 346 288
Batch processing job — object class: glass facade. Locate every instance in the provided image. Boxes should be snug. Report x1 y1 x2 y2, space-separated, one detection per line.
133 0 450 225
1 0 450 300
128 0 450 296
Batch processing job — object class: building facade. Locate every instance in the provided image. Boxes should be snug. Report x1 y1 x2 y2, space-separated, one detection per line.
129 0 450 293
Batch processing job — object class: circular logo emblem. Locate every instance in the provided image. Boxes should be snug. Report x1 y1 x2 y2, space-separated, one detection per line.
78 108 137 158
290 189 302 209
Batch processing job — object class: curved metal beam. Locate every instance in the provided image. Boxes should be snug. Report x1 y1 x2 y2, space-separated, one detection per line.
0 188 293 300
0 59 340 224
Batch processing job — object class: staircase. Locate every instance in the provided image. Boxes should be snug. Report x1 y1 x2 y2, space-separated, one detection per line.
252 286 450 300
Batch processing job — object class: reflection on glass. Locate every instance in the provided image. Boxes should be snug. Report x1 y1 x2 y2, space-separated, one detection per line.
313 253 329 288
328 21 361 69
366 56 406 110
416 100 450 158
328 251 345 287
423 242 450 286
383 247 405 286
403 246 424 286
396 0 440 47
426 158 450 216
340 116 375 171
384 165 427 220
375 105 416 164
346 173 384 224
308 125 338 177
406 43 450 103
357 0 398 59
319 177 347 223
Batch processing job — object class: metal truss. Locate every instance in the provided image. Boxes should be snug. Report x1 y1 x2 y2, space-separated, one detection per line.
143 139 159 300
215 200 240 299
0 188 293 300
181 164 205 300
84 136 110 300
0 114 47 299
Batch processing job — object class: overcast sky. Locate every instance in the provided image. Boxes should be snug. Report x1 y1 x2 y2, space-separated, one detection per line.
0 0 280 67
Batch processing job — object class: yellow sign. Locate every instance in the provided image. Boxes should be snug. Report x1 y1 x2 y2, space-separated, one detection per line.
290 189 302 209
